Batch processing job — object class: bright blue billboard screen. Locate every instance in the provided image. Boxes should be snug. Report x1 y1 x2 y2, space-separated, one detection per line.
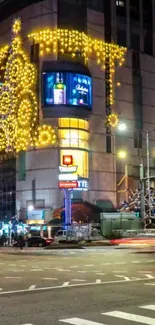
42 72 92 109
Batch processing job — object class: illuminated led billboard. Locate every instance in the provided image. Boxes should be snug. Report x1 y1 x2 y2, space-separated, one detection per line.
42 72 92 109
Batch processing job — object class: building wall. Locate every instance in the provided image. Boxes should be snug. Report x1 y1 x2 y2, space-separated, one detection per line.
1 0 155 216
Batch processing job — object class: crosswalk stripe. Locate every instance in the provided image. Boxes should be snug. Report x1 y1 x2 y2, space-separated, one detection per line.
102 311 155 324
140 305 155 311
60 317 106 325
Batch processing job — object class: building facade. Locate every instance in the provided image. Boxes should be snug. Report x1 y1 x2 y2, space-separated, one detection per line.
0 0 155 220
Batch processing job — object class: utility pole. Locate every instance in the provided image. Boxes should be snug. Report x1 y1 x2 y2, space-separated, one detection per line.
146 131 152 220
139 160 145 219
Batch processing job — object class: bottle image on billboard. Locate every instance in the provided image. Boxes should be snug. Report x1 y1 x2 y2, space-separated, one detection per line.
53 73 66 105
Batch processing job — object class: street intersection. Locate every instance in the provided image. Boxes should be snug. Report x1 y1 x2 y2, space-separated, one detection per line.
0 247 155 325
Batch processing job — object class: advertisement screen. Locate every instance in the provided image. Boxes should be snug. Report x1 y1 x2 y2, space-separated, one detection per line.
42 72 92 109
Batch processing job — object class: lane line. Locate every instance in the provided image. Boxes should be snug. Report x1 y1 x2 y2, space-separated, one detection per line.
96 279 101 283
0 276 154 295
102 311 155 324
41 278 58 280
84 265 94 267
112 271 128 273
96 273 105 276
71 279 86 282
69 266 78 268
29 285 36 290
62 282 69 287
145 274 154 279
60 318 105 325
140 305 155 311
31 269 43 272
5 276 22 279
115 275 131 281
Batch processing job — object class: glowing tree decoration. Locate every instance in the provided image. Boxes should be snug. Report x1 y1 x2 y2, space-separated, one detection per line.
0 19 57 155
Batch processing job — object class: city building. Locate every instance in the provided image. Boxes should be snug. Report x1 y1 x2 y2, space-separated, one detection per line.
0 0 155 222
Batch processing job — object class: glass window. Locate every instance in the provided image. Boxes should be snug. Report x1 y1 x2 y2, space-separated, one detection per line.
117 29 127 47
60 149 89 178
70 118 78 128
59 118 70 128
59 129 89 149
130 0 140 21
58 118 89 130
87 0 104 12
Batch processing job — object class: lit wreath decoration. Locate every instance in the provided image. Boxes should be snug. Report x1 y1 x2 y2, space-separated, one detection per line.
105 113 119 128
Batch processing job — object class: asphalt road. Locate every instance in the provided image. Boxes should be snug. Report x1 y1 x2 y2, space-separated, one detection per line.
0 247 155 325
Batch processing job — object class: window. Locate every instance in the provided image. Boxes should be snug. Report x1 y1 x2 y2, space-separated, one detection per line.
59 129 89 149
58 118 89 130
130 0 140 21
117 29 127 47
116 0 126 18
143 0 153 55
87 0 104 12
116 1 124 7
60 149 89 178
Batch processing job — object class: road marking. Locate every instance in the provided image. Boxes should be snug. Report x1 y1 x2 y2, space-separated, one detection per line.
115 275 130 281
115 262 126 265
29 285 36 290
42 278 58 280
0 276 154 295
112 270 128 273
145 274 154 279
9 264 16 266
84 265 94 267
96 279 101 283
78 271 87 273
131 260 140 264
138 271 153 273
62 282 69 287
5 276 22 279
60 317 104 325
145 283 155 286
101 263 111 265
140 305 155 311
102 310 155 324
71 279 86 282
56 269 71 272
69 266 78 268
31 269 43 272
96 273 105 276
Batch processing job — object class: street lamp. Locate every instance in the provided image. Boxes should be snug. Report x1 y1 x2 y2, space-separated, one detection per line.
117 122 127 132
27 205 34 212
117 150 127 159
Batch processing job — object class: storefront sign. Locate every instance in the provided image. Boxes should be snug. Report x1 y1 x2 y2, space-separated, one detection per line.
58 181 78 189
27 210 44 221
59 166 77 173
63 155 73 165
58 173 78 181
74 179 88 191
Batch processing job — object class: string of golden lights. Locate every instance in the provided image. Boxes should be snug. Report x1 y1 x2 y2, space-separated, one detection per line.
0 18 58 154
0 20 126 154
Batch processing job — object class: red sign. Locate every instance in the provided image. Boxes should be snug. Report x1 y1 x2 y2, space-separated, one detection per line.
63 155 73 166
58 181 78 189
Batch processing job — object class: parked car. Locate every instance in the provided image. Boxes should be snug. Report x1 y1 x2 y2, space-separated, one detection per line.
13 236 54 247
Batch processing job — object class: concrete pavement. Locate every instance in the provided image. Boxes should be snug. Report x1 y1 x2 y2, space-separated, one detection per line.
0 248 154 293
1 277 155 325
0 248 155 324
